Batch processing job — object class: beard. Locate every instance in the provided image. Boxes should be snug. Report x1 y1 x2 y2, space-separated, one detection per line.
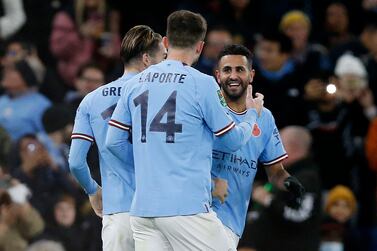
220 79 248 101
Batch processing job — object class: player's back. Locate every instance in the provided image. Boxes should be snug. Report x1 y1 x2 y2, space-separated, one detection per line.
125 60 230 217
77 74 136 214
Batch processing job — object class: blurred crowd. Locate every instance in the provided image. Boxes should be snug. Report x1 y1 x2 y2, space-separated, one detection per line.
0 0 376 250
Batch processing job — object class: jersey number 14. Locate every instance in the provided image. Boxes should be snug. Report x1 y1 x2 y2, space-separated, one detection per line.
134 90 182 143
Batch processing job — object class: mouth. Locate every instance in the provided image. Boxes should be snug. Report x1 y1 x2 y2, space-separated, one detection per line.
227 80 241 88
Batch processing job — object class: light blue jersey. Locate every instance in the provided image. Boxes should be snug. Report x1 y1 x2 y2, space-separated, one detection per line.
69 73 136 215
106 60 257 217
0 91 51 141
211 107 288 237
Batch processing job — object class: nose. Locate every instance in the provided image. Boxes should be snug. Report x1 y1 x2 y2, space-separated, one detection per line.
229 70 238 79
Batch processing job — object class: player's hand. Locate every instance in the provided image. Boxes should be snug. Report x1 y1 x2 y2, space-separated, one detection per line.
245 85 264 117
212 178 228 204
284 176 305 209
89 187 103 217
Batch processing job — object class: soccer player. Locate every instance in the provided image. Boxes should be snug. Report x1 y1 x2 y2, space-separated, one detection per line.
106 10 263 251
68 25 166 251
211 44 304 248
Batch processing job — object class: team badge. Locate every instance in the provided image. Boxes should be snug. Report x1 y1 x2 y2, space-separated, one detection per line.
217 90 227 107
252 123 261 137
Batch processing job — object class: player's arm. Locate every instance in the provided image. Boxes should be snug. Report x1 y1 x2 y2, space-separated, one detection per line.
200 79 261 151
105 92 131 160
265 162 290 190
259 115 304 208
68 100 99 195
68 99 102 217
257 163 314 222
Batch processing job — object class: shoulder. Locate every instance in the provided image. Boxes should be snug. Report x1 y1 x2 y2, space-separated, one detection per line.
187 67 214 81
187 69 218 90
260 107 273 119
254 107 277 131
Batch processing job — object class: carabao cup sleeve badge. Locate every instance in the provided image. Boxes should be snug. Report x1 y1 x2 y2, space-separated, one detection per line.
217 90 228 107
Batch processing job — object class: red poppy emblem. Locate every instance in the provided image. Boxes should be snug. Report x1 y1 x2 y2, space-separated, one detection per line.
252 123 261 137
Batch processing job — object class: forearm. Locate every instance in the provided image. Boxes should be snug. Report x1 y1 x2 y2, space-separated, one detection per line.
105 125 131 161
266 163 290 191
68 140 99 195
217 109 257 151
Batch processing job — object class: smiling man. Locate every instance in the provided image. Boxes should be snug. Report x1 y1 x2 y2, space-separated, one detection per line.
211 44 304 248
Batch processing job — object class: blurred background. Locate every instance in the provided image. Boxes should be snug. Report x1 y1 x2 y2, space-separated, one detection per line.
0 0 376 250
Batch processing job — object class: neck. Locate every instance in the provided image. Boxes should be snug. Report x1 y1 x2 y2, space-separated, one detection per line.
167 48 196 66
124 63 144 75
224 92 247 113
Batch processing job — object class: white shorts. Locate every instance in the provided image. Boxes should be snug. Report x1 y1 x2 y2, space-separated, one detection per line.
224 225 240 249
102 212 135 251
130 211 236 251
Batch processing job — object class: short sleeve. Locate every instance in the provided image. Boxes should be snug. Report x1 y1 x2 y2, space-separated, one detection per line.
108 85 132 131
198 76 234 137
71 97 95 143
258 112 288 165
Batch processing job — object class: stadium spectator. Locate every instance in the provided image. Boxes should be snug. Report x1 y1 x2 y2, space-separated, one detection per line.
195 26 233 75
321 2 355 49
64 62 105 113
75 0 121 73
253 32 306 127
39 105 73 172
280 10 330 78
0 60 51 141
2 40 66 102
50 11 94 87
0 190 44 251
42 194 84 251
320 185 360 251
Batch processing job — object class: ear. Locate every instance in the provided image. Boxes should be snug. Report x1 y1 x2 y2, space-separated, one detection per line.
195 41 204 54
162 36 169 50
215 69 221 83
250 69 255 84
142 53 150 67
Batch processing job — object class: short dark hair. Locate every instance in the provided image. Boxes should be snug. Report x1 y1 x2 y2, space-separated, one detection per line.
167 10 207 48
261 32 293 54
42 105 73 133
120 25 162 64
217 44 253 67
13 60 39 86
77 62 103 78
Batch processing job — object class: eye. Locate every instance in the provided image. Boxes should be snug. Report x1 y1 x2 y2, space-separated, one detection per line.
222 67 231 73
236 67 245 72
